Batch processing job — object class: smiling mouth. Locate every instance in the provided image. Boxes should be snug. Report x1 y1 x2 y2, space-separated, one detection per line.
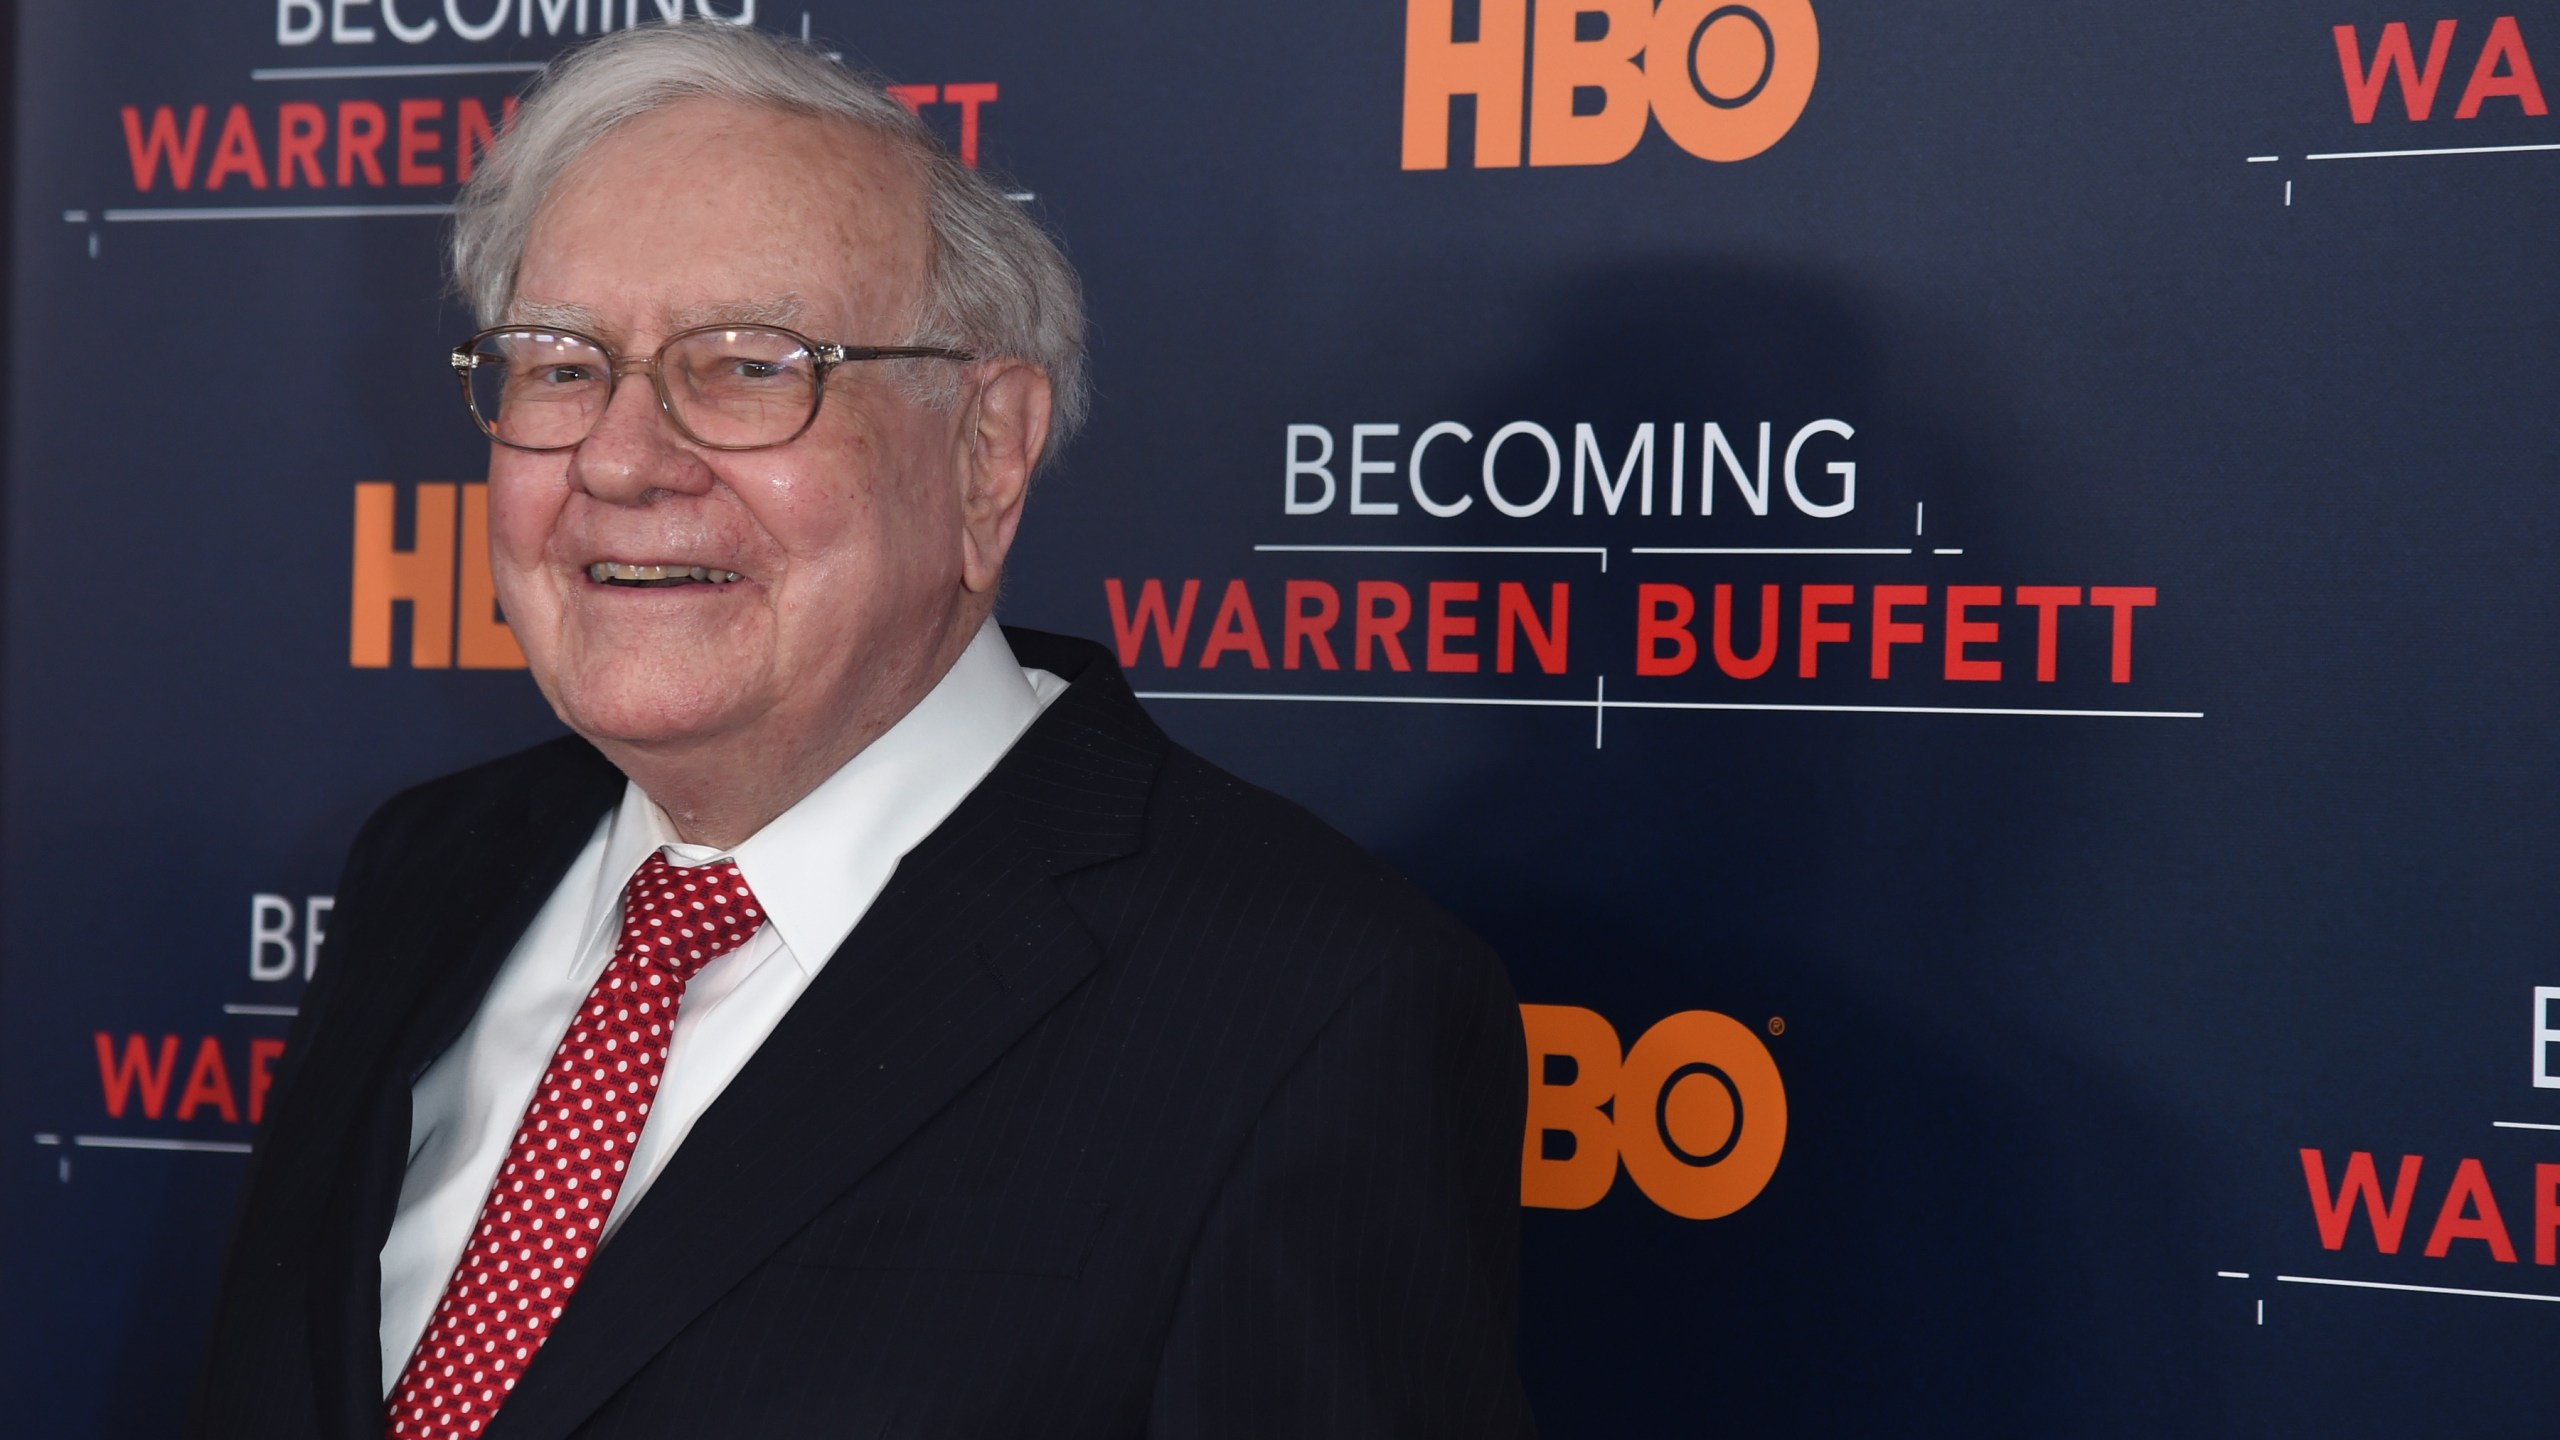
587 562 746 588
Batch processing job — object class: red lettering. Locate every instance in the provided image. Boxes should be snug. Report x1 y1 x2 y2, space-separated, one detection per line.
2302 1149 2425 1253
1282 580 1341 670
1871 585 1927 680
1635 583 1697 677
1797 585 1853 679
943 82 999 168
94 1033 181 1120
277 103 326 188
1712 584 1778 680
2334 21 2458 123
204 105 268 191
2424 1157 2518 1261
120 105 207 191
1198 579 1272 670
338 101 388 187
397 98 446 186
176 1038 240 1125
249 1037 286 1127
1355 582 1414 672
455 97 516 184
2014 586 2081 682
886 83 939 116
2538 1164 2560 1265
1103 578 1200 667
1495 582 1568 675
2455 15 2548 118
1944 585 2003 682
1426 582 1480 673
2090 586 2155 683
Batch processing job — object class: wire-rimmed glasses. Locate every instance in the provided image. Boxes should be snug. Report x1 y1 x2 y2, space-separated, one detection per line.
449 323 976 452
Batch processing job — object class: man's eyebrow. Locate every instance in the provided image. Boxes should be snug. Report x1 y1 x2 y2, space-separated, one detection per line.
665 295 808 332
499 296 811 340
504 299 607 334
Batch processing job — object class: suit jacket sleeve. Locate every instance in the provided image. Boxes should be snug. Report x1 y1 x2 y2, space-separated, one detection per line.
1145 929 1537 1438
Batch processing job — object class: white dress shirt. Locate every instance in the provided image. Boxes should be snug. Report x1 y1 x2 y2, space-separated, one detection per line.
377 620 1066 1389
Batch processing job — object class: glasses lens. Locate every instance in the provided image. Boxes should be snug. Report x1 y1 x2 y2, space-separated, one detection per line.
663 328 821 447
468 330 612 449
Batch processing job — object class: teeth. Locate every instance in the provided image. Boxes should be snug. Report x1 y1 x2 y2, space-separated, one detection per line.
586 562 746 585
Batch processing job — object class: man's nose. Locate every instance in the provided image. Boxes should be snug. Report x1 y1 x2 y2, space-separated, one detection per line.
567 365 717 504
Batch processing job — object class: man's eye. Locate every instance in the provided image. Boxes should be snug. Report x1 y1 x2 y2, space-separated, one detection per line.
727 359 790 381
538 364 601 385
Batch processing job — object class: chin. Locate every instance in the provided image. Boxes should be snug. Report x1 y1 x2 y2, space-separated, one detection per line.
542 658 764 752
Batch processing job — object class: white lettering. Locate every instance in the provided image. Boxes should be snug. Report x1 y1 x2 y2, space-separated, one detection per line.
1784 419 1856 517
1349 424 1401 516
332 0 379 42
279 0 326 44
1573 423 1654 517
381 0 440 41
1285 416 1866 522
1407 422 1474 518
1702 422 1770 516
523 0 587 36
251 895 297 983
1481 422 1560 518
1669 421 1686 516
2536 986 2560 1089
445 0 512 42
1284 424 1338 515
305 896 335 981
695 0 756 20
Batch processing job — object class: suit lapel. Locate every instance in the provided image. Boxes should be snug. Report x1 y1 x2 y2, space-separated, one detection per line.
304 739 626 1440
485 643 1163 1440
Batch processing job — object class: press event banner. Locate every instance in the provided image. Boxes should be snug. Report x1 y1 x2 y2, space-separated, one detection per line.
6 2 2558 1433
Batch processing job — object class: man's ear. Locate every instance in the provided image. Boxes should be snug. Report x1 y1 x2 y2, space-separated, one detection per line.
958 362 1052 595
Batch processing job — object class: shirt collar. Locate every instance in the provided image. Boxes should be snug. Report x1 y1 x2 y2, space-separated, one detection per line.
580 618 1062 977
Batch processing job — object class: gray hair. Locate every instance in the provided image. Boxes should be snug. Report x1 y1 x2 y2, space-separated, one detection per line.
450 22 1088 461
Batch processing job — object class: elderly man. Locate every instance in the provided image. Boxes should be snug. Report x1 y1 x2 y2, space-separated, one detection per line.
193 22 1530 1440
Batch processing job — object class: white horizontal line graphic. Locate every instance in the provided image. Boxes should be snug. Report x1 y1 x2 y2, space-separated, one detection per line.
1254 544 1606 556
2279 1274 2560 1304
2217 1271 2250 1279
2306 141 2560 161
105 205 456 222
71 1134 252 1154
250 62 547 81
1138 691 1592 710
2492 1120 2560 1131
223 1003 299 1017
2246 155 2281 163
1136 691 2202 720
1606 699 2202 719
1632 547 1915 556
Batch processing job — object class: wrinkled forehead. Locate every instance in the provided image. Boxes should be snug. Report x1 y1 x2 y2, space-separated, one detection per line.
511 97 933 344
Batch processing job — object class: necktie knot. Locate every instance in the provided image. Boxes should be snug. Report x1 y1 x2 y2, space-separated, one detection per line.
615 853 764 987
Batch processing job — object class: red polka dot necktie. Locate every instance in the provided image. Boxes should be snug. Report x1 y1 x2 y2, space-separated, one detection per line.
385 852 765 1439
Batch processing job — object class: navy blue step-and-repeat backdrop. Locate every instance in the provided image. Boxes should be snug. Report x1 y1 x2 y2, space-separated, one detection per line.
7 2 2559 1433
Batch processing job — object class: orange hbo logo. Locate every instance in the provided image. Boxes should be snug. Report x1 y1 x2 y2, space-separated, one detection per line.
1403 0 1820 169
1520 1004 1787 1218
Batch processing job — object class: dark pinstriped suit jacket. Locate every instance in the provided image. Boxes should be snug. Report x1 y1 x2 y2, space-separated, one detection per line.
192 628 1535 1439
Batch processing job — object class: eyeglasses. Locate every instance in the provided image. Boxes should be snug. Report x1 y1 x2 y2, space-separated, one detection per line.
449 323 977 452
